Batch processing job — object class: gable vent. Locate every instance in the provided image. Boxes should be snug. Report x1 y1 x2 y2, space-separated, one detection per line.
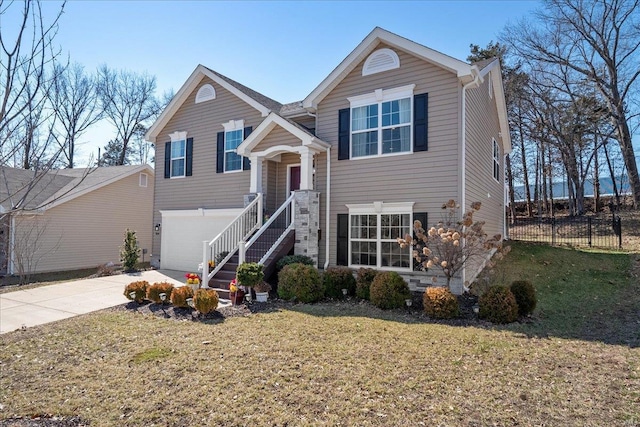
362 48 400 76
195 84 216 103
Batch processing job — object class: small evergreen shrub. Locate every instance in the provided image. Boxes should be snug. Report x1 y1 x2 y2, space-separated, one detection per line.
278 263 323 303
322 267 356 299
236 263 264 288
479 285 519 324
369 271 411 309
170 286 195 308
509 280 537 316
356 268 377 300
124 280 149 303
276 255 315 271
146 282 174 304
423 287 459 319
120 229 140 272
193 288 219 314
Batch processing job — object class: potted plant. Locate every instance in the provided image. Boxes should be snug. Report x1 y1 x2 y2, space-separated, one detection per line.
185 272 201 291
236 263 264 290
253 281 272 302
229 279 245 305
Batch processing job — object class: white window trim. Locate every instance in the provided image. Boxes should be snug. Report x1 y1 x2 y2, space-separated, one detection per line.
168 131 187 179
346 202 414 272
347 84 415 160
492 138 500 183
488 72 493 99
139 172 148 187
222 120 245 173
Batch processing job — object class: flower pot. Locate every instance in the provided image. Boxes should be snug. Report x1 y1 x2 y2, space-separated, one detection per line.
230 289 246 305
255 291 268 302
189 283 200 292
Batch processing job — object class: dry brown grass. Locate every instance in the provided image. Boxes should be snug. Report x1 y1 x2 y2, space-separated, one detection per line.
0 305 638 426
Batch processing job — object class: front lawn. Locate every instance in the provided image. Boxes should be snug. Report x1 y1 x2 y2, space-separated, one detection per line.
0 242 638 426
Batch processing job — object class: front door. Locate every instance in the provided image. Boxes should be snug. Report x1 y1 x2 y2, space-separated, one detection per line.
288 165 301 194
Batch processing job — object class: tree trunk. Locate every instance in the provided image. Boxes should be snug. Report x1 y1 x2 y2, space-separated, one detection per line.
517 113 533 216
548 146 554 217
593 133 600 213
603 140 620 208
613 116 640 209
505 154 516 224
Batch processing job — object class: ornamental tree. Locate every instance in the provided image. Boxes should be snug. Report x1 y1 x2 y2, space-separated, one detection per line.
120 228 140 272
397 200 508 290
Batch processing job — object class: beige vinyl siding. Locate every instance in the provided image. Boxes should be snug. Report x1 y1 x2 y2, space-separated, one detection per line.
12 172 153 273
464 76 505 240
253 125 301 152
316 43 461 266
152 76 265 263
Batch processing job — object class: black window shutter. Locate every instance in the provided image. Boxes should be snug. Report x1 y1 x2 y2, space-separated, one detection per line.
337 214 349 266
242 126 253 170
164 142 171 178
216 132 224 173
414 93 428 152
185 137 193 177
413 212 428 271
338 108 350 160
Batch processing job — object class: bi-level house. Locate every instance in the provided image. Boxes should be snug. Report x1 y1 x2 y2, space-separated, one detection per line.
145 27 511 294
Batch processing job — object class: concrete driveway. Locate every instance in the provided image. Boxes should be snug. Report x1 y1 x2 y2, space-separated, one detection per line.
0 270 190 334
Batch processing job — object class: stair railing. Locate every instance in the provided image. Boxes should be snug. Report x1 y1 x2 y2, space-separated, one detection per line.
202 193 262 286
240 192 295 265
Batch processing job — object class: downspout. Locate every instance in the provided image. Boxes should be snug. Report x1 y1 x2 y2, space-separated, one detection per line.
9 214 15 276
324 146 331 270
460 66 481 290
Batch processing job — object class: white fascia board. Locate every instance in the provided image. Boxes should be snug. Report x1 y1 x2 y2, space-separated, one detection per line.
44 165 154 211
347 84 416 108
146 65 272 143
481 60 512 154
303 27 472 110
346 201 414 215
160 208 244 217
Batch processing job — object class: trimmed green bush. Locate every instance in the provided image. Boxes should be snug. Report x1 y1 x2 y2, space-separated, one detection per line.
369 271 411 309
423 287 459 319
120 229 140 272
509 280 537 316
479 285 519 324
193 288 219 314
356 268 377 300
146 282 174 304
170 286 194 308
278 263 323 303
124 280 149 303
236 263 264 288
276 255 314 271
323 267 356 299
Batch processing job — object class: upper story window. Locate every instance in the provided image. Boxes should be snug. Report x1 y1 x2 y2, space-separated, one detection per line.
348 84 415 159
168 131 188 178
222 120 245 173
493 138 500 182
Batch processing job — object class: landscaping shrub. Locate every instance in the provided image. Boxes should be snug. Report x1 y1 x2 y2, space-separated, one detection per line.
356 268 377 300
170 286 194 308
278 263 323 303
124 280 149 303
323 266 356 299
479 285 519 324
193 288 219 314
146 282 174 304
509 280 537 316
276 254 315 271
236 262 264 288
423 287 459 319
369 271 411 309
120 229 140 272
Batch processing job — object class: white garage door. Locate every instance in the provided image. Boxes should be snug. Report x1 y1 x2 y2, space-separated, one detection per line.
160 208 243 271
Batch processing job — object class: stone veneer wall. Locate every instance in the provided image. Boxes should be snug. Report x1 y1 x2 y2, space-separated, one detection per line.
293 190 320 266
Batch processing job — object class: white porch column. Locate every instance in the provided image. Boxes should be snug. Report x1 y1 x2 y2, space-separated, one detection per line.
249 155 263 194
300 147 314 191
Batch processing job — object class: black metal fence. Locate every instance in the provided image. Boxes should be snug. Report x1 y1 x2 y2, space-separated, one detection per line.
508 215 623 249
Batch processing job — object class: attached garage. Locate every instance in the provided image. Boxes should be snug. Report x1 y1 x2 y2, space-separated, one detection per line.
159 208 243 271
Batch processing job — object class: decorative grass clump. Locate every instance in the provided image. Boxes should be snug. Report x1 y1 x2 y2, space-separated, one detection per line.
278 263 323 303
124 281 149 303
509 280 537 316
193 288 219 314
369 271 411 310
479 285 519 324
170 286 195 308
423 287 459 319
356 268 377 300
146 282 174 304
276 254 315 271
322 266 356 299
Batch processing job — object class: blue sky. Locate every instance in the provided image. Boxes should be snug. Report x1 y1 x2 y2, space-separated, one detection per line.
43 0 540 165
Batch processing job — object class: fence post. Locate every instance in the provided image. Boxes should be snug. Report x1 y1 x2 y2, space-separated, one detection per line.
616 216 622 249
551 217 556 246
588 216 592 247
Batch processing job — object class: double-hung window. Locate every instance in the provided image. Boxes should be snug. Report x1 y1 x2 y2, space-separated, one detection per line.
347 202 414 271
224 129 243 172
168 131 188 178
493 138 500 182
349 85 415 158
